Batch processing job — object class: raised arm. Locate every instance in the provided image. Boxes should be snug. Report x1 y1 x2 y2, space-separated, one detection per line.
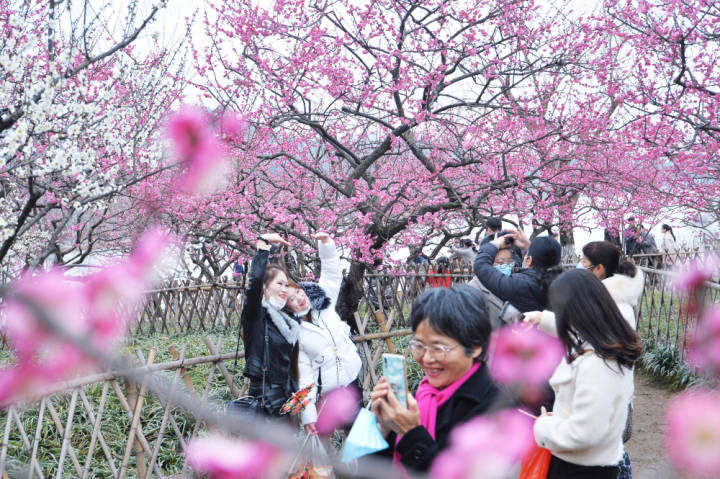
313 232 343 304
242 233 290 327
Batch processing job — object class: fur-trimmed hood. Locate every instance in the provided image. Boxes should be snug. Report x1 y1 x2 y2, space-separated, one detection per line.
602 270 645 308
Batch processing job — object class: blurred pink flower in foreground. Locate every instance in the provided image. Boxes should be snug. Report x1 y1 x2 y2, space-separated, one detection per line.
431 409 534 479
665 389 720 477
673 254 720 294
687 306 720 375
488 325 564 402
186 433 281 479
165 106 231 196
316 386 360 435
0 227 176 406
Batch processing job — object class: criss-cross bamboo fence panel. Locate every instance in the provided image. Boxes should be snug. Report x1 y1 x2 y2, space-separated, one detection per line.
0 321 421 478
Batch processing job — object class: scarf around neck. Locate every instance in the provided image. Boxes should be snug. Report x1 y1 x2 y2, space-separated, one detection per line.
261 298 300 345
393 362 481 468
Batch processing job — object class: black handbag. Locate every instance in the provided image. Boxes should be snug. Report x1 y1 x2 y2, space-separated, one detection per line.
228 320 271 418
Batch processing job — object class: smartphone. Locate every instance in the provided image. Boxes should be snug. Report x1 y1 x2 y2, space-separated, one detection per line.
382 353 408 409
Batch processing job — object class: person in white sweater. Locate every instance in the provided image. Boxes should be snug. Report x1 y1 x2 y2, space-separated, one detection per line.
284 232 362 434
532 269 642 479
525 240 644 478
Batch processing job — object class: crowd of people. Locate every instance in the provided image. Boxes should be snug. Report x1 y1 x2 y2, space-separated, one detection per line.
234 219 653 478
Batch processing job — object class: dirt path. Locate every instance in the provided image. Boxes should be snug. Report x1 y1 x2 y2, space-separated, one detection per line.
626 372 678 478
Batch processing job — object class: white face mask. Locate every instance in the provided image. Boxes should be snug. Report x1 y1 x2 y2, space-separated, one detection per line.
267 295 287 309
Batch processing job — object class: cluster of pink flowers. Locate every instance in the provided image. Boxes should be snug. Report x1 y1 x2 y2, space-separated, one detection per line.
0 228 176 406
488 324 564 403
166 107 246 196
431 409 534 479
664 254 720 477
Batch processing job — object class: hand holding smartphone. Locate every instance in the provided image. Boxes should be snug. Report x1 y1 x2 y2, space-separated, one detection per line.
382 353 408 409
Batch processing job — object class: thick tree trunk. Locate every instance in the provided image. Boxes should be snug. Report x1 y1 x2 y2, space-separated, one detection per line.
335 260 366 334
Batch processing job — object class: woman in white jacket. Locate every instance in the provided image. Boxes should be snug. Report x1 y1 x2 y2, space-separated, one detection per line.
284 232 362 434
526 241 644 478
534 269 642 478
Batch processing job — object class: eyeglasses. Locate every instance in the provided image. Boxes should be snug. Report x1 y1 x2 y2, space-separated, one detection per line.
408 339 462 361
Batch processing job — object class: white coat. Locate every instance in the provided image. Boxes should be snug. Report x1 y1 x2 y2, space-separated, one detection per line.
298 240 362 425
534 270 643 466
534 350 634 466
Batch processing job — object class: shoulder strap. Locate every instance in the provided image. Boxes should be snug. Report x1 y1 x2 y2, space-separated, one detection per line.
261 319 269 406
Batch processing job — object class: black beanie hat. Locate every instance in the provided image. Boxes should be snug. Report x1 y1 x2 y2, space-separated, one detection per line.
298 282 331 311
528 237 562 268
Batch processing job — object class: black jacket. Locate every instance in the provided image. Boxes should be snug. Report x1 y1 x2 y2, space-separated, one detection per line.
376 363 499 473
242 249 298 393
474 243 545 312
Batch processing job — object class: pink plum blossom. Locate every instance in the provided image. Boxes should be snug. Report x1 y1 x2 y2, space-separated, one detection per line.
665 390 720 477
687 306 720 376
316 386 360 435
220 111 249 141
186 433 281 479
0 227 175 405
488 325 564 402
165 106 230 196
672 254 720 294
431 409 534 479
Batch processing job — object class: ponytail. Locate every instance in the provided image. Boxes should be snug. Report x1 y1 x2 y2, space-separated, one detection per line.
662 224 677 242
583 241 637 278
536 265 563 308
617 260 637 278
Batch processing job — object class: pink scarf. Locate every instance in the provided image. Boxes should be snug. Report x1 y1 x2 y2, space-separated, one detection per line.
393 362 481 469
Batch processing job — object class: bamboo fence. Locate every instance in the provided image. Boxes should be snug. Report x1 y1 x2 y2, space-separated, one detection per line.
1 252 718 477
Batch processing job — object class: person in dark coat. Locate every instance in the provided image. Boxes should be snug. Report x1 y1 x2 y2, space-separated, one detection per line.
369 286 499 474
474 230 562 312
241 233 300 417
479 217 503 245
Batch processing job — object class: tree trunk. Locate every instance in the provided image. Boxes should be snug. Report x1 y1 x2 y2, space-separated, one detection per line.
335 260 366 334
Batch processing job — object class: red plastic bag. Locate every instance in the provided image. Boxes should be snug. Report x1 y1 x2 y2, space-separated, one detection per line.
519 445 551 479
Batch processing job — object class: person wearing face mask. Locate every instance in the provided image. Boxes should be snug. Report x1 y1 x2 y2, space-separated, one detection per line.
474 229 562 312
283 232 362 435
241 233 300 418
492 242 516 276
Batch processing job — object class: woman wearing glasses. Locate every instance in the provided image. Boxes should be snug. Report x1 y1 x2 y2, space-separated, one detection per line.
370 285 498 473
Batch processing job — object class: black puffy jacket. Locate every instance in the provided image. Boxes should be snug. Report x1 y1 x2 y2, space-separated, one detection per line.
241 249 298 398
473 243 545 312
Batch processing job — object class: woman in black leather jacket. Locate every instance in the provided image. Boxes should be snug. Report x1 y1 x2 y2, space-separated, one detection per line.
241 233 300 417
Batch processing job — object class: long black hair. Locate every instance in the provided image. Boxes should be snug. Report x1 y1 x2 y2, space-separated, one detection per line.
549 269 642 368
528 236 562 308
662 224 676 242
582 241 637 278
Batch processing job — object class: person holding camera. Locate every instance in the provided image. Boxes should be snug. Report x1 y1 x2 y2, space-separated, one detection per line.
473 230 562 312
